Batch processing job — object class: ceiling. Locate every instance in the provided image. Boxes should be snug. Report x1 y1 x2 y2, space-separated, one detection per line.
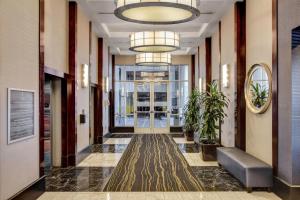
76 0 240 55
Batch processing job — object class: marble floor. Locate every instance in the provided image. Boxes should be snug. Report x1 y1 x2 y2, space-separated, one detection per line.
42 133 282 199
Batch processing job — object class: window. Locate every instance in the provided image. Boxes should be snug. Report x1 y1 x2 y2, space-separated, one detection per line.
114 65 189 127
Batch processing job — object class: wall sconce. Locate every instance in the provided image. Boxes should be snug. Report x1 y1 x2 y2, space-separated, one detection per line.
81 64 89 88
222 64 229 88
104 76 109 93
199 78 203 92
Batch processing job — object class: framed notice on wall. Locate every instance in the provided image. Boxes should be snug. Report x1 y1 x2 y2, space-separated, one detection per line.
8 88 35 144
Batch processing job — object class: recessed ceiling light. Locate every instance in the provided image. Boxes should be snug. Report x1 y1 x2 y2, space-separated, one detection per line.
130 31 180 53
136 53 171 66
114 0 200 24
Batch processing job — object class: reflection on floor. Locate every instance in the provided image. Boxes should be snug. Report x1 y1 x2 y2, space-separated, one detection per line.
42 133 281 200
46 167 114 191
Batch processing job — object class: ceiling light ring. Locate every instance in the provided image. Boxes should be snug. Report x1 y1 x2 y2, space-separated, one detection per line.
114 1 200 25
136 53 172 66
129 44 180 53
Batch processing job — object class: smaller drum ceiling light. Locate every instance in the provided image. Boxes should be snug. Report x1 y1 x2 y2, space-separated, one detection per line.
130 31 180 53
136 53 171 66
114 0 200 24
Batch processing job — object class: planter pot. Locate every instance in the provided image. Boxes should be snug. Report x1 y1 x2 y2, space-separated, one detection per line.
201 143 220 161
185 130 194 141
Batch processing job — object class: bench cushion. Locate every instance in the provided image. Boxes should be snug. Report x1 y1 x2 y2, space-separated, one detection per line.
217 147 273 188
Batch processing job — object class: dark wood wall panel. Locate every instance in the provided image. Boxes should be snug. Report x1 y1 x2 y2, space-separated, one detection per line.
272 0 278 175
39 0 45 177
234 1 246 151
94 38 104 144
109 55 115 131
205 37 212 90
191 55 195 89
61 1 77 167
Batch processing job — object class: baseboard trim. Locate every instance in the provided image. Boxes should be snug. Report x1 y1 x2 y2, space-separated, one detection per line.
76 145 92 165
9 176 45 200
273 177 300 200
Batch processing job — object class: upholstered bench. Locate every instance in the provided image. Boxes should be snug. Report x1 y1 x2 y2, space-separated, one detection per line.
217 147 273 192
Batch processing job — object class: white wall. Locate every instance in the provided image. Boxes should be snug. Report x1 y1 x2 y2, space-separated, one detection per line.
77 6 90 153
103 42 111 135
0 0 39 199
246 0 273 165
45 0 68 73
220 6 236 147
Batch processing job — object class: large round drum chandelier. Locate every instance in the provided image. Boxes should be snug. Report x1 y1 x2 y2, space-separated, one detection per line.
130 31 180 53
114 0 200 24
136 53 171 66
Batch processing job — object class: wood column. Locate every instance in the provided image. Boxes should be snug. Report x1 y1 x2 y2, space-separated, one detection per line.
109 55 115 131
62 1 77 167
235 1 246 151
272 0 278 175
94 38 103 144
191 55 195 90
205 37 212 90
39 0 45 176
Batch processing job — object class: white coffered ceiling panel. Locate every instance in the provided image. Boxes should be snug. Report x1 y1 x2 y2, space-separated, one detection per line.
76 0 241 55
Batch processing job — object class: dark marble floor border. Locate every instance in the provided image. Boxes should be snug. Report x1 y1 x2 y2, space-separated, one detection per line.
9 176 45 200
273 177 300 200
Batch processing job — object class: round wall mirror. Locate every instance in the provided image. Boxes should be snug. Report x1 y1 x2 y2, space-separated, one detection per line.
244 63 272 114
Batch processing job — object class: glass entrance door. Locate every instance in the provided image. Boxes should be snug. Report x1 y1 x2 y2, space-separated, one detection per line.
134 81 170 133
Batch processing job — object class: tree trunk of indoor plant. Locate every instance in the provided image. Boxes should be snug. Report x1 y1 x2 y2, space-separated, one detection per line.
201 143 220 161
185 130 194 141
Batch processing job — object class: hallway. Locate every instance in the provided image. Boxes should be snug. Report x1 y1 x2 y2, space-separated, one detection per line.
38 133 280 199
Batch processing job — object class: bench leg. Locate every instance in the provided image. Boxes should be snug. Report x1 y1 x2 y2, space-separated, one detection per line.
246 187 253 193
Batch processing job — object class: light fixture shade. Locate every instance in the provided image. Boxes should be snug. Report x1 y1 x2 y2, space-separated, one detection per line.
130 31 180 53
114 0 200 24
136 53 171 66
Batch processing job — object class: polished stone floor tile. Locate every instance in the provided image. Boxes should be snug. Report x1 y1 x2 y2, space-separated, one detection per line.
104 138 131 144
173 138 195 144
84 144 128 153
191 166 245 191
107 134 134 138
182 153 218 167
45 167 114 192
78 153 123 167
178 143 200 153
38 192 282 200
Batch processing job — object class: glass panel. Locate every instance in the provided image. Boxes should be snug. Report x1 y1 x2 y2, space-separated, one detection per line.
135 66 169 80
114 82 134 126
170 115 183 126
136 82 150 112
170 81 180 114
136 113 150 128
170 65 188 81
115 65 134 81
154 113 168 128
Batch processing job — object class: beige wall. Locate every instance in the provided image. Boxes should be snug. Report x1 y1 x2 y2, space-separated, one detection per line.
211 30 220 81
77 7 90 152
199 43 206 91
0 0 39 199
246 0 273 165
90 30 98 84
220 5 236 147
45 0 68 73
103 42 111 135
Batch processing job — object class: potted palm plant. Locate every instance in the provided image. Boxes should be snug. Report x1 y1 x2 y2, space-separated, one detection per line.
199 82 229 161
183 89 201 141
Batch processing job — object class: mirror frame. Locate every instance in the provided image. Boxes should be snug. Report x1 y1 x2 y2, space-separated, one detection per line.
244 63 272 114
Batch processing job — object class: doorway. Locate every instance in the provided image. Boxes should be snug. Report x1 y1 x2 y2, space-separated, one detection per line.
43 75 62 174
134 81 170 133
